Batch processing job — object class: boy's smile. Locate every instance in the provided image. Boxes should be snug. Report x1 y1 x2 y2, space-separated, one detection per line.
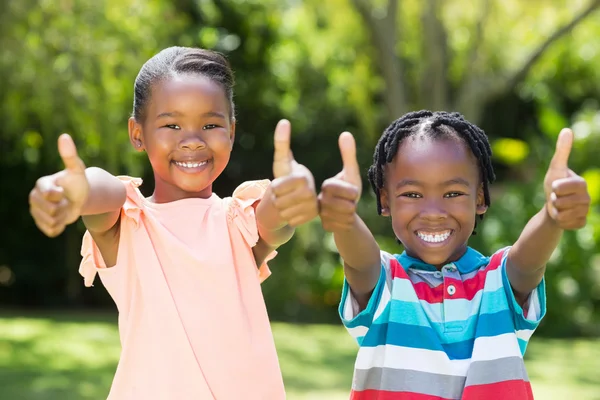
380 134 487 269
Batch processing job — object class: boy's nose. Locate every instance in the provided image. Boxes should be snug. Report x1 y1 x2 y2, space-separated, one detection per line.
420 201 447 220
179 136 206 151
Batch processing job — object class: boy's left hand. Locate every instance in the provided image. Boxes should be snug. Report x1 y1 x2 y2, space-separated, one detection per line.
544 128 590 230
270 119 318 227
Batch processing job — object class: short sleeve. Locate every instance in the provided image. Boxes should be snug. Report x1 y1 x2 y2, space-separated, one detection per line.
227 179 274 282
338 252 393 345
79 176 143 287
497 247 547 353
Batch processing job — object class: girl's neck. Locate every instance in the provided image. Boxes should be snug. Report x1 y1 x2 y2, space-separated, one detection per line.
150 175 214 204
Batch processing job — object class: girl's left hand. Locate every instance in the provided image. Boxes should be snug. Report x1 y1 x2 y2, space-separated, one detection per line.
270 119 318 227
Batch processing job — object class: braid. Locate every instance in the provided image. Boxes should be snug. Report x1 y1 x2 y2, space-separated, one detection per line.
367 110 496 233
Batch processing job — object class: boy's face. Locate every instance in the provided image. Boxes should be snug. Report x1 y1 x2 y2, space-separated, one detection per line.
380 135 487 269
129 74 235 202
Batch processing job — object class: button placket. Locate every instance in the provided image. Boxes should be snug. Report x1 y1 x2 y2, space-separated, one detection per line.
442 263 466 333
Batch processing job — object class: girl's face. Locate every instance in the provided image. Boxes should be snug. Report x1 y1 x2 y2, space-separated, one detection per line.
380 135 487 269
129 74 235 202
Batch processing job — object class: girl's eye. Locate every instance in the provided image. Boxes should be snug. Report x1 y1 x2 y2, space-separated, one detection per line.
203 124 220 130
400 192 422 199
164 124 181 130
445 192 464 198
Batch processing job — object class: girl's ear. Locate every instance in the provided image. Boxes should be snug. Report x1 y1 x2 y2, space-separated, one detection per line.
229 118 236 151
128 117 145 152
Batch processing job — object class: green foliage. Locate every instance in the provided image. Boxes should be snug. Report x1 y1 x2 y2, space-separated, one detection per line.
0 0 599 336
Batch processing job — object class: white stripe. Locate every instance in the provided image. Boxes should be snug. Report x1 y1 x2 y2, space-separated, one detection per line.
342 289 359 321
373 282 391 321
354 344 471 377
516 329 535 341
525 288 541 322
346 325 369 339
471 333 522 361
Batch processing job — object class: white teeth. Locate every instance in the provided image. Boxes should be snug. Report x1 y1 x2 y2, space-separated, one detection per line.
174 161 207 168
417 231 452 243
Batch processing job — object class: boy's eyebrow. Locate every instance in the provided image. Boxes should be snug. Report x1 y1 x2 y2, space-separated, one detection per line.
395 177 471 189
443 178 471 187
156 111 227 119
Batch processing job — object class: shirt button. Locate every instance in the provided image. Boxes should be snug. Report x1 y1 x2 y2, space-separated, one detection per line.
447 285 456 296
434 271 442 278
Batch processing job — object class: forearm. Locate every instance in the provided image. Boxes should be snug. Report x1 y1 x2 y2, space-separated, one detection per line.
255 185 295 248
81 167 126 233
507 205 563 295
335 214 381 303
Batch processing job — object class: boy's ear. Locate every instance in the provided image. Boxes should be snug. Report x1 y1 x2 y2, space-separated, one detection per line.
128 117 145 152
380 188 391 217
476 183 488 215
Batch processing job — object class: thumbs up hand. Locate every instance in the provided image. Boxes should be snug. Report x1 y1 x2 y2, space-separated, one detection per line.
270 120 318 227
544 128 590 230
29 134 90 237
319 132 362 233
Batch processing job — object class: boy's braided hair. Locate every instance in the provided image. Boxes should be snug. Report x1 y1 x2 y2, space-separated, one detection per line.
367 110 496 230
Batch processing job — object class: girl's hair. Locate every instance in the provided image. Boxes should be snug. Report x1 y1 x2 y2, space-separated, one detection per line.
132 46 235 121
367 110 496 227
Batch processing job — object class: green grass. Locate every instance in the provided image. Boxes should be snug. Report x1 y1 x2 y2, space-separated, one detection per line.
1 312 599 399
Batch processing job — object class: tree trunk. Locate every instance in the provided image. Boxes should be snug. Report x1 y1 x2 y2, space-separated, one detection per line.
351 0 407 119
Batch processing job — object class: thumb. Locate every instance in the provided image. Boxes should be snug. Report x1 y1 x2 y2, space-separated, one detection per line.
273 119 294 178
338 132 361 187
58 134 85 173
549 128 573 172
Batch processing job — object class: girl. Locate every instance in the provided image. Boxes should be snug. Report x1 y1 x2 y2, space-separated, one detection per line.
28 46 318 399
318 110 590 399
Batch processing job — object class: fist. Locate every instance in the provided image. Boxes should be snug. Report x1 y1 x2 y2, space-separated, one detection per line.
319 132 362 233
270 119 318 227
29 134 90 237
544 128 590 230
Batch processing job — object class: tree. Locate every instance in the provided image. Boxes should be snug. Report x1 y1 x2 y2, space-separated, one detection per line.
350 0 600 123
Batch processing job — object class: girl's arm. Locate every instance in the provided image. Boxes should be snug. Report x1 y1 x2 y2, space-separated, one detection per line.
251 120 319 266
507 129 590 302
29 134 126 267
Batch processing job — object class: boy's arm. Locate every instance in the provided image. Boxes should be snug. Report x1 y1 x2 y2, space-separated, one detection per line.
507 129 590 302
252 120 318 266
320 132 381 309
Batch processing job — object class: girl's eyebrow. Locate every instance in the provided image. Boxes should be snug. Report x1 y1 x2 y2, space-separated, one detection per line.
395 177 471 189
156 111 226 120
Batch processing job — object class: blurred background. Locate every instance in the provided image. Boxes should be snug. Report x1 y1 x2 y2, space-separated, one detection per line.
1 0 599 399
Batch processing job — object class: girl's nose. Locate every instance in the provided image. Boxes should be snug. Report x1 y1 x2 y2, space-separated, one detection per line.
179 135 206 151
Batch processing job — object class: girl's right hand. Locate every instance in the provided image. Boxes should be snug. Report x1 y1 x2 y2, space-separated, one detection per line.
318 132 362 233
29 134 90 237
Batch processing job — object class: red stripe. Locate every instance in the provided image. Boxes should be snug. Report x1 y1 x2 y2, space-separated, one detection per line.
462 380 534 400
351 389 452 400
412 281 445 303
391 249 507 303
389 258 408 279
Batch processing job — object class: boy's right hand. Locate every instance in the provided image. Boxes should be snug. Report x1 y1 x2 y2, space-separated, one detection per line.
29 134 90 237
319 132 362 233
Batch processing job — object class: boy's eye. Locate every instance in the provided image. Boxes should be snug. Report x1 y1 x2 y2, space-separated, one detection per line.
164 124 181 130
400 192 422 199
203 124 220 130
444 192 464 198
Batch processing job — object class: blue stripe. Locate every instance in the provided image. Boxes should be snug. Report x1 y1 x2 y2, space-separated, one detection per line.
387 287 511 327
362 309 516 359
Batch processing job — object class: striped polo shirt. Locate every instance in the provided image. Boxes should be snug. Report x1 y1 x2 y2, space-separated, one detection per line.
339 246 546 400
